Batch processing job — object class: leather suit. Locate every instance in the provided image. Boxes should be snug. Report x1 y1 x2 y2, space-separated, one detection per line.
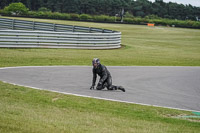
92 64 117 90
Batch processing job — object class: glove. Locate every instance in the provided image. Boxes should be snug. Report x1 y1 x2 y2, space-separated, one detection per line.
90 85 94 90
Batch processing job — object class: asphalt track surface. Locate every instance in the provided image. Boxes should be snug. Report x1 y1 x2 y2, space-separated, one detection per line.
0 66 200 112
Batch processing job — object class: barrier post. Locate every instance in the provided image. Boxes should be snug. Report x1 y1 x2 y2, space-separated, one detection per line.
12 19 15 30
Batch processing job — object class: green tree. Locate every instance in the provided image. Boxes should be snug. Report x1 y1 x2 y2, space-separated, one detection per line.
38 7 51 12
3 2 29 15
0 0 200 21
131 0 152 17
0 0 9 9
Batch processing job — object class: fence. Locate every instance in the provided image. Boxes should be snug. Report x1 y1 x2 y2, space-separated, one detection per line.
0 18 121 49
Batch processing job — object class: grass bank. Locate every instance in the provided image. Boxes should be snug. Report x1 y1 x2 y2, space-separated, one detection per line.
0 17 200 132
0 16 200 67
0 81 200 133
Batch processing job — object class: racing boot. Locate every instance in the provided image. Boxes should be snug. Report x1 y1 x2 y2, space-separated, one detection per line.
118 86 125 92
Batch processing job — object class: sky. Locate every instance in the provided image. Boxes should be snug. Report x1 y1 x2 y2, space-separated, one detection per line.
149 0 200 7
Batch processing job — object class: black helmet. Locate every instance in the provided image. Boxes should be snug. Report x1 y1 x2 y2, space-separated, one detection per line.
92 58 100 65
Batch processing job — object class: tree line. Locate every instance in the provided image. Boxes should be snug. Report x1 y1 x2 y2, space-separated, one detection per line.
0 0 200 21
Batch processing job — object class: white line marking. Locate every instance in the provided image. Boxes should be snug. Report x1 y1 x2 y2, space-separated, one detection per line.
0 65 91 70
0 65 199 70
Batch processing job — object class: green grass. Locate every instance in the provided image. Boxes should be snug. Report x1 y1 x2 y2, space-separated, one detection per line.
0 16 200 67
0 17 200 132
0 81 200 133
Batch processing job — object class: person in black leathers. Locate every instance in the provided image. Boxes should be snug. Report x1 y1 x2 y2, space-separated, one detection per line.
90 58 125 92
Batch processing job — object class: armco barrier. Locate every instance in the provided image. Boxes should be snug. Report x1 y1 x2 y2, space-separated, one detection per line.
0 18 121 49
0 30 121 49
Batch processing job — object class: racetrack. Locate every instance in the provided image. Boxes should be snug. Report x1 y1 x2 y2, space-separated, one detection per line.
0 66 200 112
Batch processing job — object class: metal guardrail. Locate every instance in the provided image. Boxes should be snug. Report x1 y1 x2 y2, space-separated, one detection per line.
0 30 121 49
0 18 116 33
0 18 121 49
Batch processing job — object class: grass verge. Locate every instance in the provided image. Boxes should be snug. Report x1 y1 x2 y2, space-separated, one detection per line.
0 81 200 133
0 16 200 67
0 17 200 132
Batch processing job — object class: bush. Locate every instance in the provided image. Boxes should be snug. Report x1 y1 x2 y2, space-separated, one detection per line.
93 15 115 22
0 9 6 15
27 11 45 18
27 11 71 20
106 16 115 22
49 12 64 19
93 15 106 22
3 2 29 16
125 11 133 18
186 20 195 27
175 20 188 27
115 17 121 22
132 17 143 24
123 18 134 23
164 19 174 26
147 19 154 24
192 22 200 28
62 13 71 20
27 11 39 18
80 14 92 21
38 11 49 18
153 19 168 25
70 14 80 20
55 12 70 20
